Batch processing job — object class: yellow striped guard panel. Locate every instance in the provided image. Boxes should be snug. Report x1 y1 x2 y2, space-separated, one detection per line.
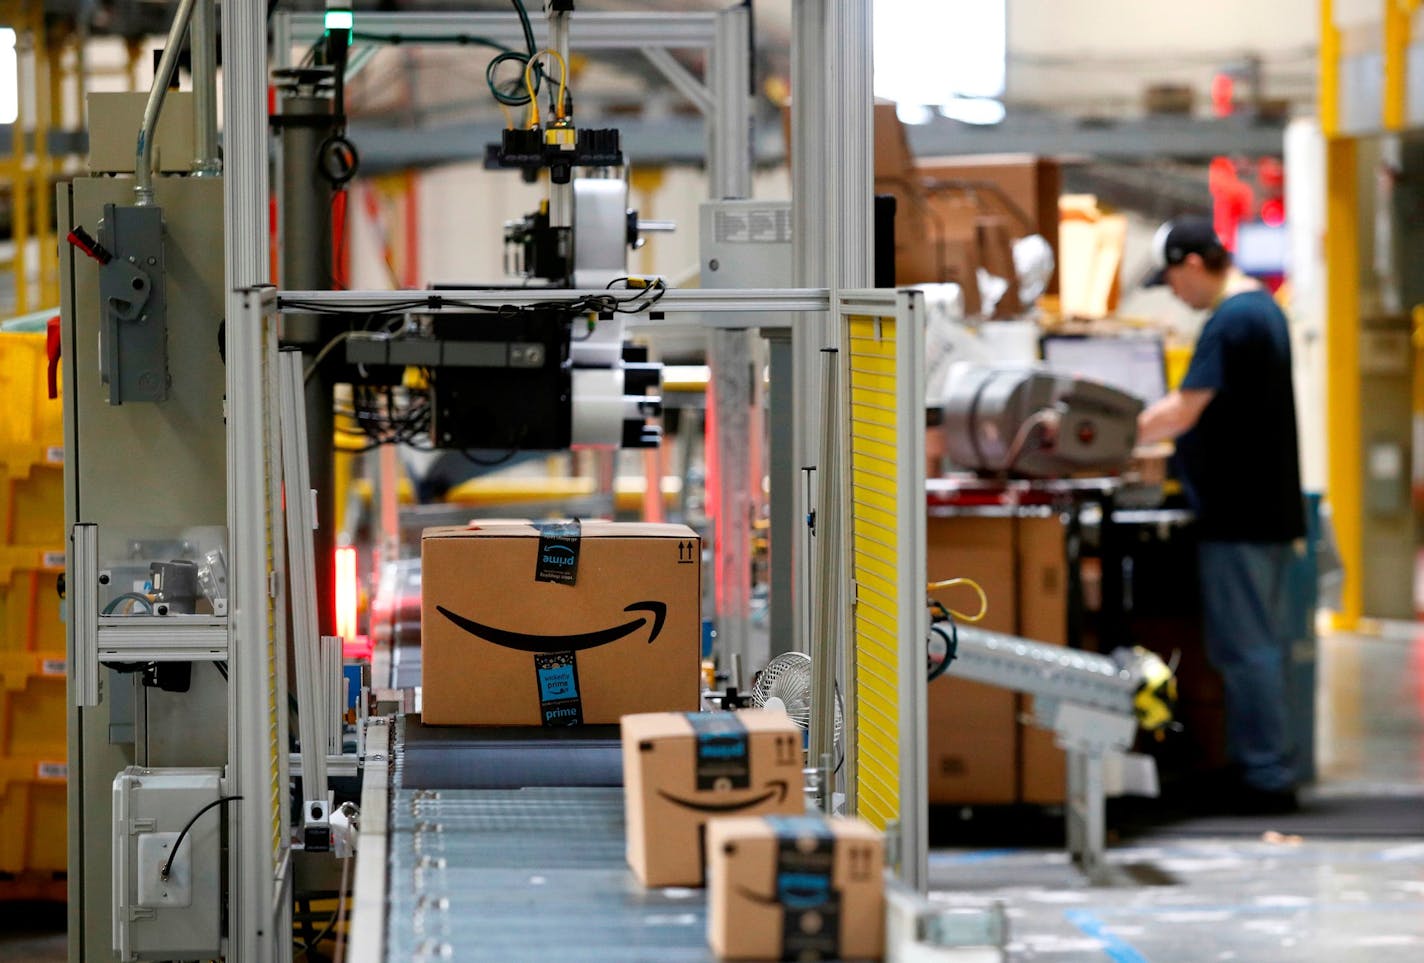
848 315 900 831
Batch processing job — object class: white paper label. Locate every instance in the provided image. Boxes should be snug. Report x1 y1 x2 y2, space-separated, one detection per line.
36 762 67 781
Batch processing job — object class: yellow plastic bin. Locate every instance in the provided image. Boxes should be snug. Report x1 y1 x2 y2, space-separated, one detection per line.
0 331 63 479
0 547 66 656
0 670 66 760
0 465 64 548
0 757 67 875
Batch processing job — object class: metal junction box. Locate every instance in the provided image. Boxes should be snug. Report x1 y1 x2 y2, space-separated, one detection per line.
112 767 224 961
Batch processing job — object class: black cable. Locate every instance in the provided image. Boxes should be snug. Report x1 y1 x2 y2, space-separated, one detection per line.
161 796 243 882
927 618 958 683
484 0 545 110
351 31 508 51
281 284 667 318
511 0 536 59
294 903 342 957
458 448 518 468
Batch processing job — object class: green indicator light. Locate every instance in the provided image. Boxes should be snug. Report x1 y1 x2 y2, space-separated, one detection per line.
324 9 354 31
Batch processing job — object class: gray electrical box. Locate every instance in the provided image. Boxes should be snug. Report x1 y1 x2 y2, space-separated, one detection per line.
112 767 224 961
699 199 792 328
98 203 169 404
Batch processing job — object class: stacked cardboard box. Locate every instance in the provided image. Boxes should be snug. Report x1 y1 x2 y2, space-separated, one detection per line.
620 710 805 888
917 152 1064 299
870 104 1061 317
925 513 1070 805
420 520 703 726
706 814 884 961
620 710 887 960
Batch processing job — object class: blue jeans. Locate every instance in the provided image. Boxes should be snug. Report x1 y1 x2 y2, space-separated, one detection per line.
1198 540 1300 792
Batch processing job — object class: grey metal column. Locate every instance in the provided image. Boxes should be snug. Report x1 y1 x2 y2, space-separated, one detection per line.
710 4 753 201
223 0 279 957
790 0 829 657
765 329 795 655
707 4 760 677
828 1 874 292
191 0 220 175
278 87 339 637
792 0 873 705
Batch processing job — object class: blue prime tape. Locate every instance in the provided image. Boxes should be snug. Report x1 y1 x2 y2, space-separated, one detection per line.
685 713 750 790
534 652 583 726
766 815 840 960
533 519 581 585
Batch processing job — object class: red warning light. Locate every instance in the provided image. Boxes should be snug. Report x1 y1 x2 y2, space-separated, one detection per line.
1210 73 1234 117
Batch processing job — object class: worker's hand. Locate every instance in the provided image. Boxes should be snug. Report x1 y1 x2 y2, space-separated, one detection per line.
1131 442 1174 460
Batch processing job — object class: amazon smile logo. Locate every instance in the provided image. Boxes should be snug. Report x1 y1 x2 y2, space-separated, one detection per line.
655 780 789 813
436 600 667 654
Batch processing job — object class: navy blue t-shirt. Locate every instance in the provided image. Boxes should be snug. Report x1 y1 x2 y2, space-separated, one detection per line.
1174 289 1305 542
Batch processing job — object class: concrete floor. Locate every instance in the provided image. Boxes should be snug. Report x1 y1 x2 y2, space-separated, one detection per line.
927 628 1424 961
0 903 65 963
7 629 1421 961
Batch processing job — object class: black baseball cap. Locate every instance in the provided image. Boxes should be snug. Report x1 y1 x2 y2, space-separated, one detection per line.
1144 216 1226 286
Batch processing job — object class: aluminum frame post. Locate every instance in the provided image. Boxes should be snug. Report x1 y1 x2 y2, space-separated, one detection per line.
891 290 928 892
710 4 753 202
278 348 331 838
829 0 874 292
705 2 760 679
709 331 758 676
191 0 220 175
227 287 291 963
791 0 829 660
224 0 279 949
71 523 100 707
793 0 874 817
809 346 841 812
282 11 721 50
766 329 796 656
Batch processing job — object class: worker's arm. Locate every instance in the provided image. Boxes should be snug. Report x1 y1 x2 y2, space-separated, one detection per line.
1136 388 1215 445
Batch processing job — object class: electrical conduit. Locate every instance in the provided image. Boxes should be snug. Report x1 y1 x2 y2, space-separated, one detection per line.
134 0 199 205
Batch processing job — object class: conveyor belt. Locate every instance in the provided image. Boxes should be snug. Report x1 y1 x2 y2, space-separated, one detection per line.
385 788 712 960
400 716 624 789
383 716 713 961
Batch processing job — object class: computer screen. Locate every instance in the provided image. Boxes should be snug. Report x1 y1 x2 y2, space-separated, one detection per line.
1234 223 1290 276
1041 335 1168 405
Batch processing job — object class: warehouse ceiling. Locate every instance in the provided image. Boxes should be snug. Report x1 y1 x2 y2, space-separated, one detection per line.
30 1 1286 171
38 1 796 162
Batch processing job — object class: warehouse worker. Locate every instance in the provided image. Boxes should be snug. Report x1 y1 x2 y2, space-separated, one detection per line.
1137 216 1305 814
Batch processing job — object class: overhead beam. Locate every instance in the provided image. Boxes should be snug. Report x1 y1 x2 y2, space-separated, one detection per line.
282 11 720 51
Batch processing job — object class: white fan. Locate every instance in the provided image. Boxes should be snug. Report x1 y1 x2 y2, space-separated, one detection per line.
749 652 844 766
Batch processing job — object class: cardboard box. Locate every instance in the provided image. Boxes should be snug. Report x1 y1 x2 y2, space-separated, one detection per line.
1016 515 1068 647
706 814 884 961
873 100 916 181
926 514 1073 805
420 520 702 726
621 710 805 887
925 516 1018 804
918 153 1063 294
1016 515 1069 805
